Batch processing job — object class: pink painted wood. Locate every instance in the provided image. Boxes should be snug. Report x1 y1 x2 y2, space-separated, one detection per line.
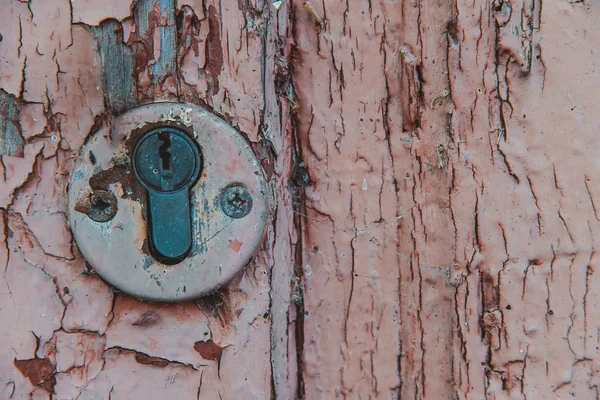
1 0 599 398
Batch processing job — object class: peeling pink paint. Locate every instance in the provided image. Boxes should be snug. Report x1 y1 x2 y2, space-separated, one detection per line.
72 0 137 25
0 0 279 397
1 0 598 399
228 239 243 252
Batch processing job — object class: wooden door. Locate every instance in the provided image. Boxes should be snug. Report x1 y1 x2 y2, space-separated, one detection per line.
1 0 599 398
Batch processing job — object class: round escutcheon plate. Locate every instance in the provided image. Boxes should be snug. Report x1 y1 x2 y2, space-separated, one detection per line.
67 103 271 302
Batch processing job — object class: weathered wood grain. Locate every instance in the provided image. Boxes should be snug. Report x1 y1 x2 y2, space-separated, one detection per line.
291 0 600 398
0 0 293 398
1 0 599 398
0 91 24 157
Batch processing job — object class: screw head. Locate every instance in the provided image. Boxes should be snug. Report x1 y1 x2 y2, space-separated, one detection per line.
220 184 253 219
75 189 118 222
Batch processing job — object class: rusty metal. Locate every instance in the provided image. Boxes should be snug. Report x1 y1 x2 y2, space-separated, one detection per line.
67 103 271 302
74 188 118 222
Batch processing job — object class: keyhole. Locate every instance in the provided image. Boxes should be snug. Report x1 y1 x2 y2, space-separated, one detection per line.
158 132 171 171
133 127 203 263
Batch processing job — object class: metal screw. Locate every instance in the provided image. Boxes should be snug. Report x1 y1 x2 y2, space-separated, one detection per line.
220 184 253 219
87 190 118 222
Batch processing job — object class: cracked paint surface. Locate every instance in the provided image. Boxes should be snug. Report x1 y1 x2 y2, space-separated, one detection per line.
291 0 600 398
1 0 599 399
0 0 291 398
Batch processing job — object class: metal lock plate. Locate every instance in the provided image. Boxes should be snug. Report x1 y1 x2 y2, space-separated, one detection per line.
67 103 270 302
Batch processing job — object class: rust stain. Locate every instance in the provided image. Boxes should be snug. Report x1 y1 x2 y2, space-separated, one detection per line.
132 310 160 327
228 239 243 252
134 353 170 368
206 5 223 95
14 358 56 393
89 164 146 202
193 339 223 363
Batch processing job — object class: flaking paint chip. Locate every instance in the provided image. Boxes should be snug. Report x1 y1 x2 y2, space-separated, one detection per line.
228 239 243 252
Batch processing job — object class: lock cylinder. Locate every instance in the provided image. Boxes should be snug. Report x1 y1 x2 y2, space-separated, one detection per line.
133 127 202 263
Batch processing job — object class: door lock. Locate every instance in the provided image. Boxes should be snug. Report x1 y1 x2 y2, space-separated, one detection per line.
67 103 270 302
133 127 202 263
